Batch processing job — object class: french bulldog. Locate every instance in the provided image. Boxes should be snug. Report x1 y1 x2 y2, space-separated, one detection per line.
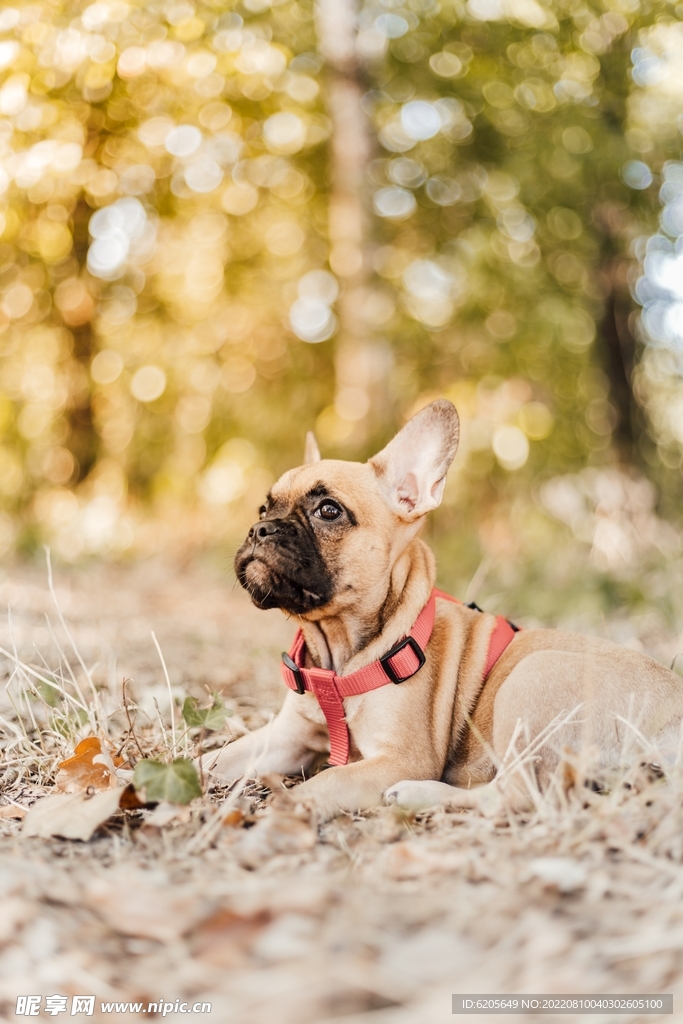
206 399 683 818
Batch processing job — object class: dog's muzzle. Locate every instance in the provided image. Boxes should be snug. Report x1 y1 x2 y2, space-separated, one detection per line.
235 515 334 614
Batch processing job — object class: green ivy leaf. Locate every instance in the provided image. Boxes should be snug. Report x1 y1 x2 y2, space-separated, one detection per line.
181 695 229 731
132 758 202 805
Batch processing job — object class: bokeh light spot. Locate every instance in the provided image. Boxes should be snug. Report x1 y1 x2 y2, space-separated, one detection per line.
621 160 653 190
492 425 530 470
263 112 307 155
131 365 166 403
373 186 416 219
400 101 441 141
265 220 305 256
91 350 124 385
165 125 203 157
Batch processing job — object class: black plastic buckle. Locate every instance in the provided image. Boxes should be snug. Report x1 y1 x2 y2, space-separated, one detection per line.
380 636 426 684
282 652 305 694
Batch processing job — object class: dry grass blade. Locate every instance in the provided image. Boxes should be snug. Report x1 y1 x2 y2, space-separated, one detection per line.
45 548 99 729
151 630 177 751
0 645 91 717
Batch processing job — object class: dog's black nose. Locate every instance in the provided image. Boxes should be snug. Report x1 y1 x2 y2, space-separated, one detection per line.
249 520 280 542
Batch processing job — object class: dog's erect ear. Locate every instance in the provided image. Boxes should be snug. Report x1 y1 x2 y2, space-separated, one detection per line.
304 430 322 465
369 400 459 520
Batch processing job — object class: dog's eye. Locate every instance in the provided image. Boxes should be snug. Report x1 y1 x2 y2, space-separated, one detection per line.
258 506 267 520
315 502 342 522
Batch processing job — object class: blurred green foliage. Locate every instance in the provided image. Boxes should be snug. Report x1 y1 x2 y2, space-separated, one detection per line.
0 0 681 618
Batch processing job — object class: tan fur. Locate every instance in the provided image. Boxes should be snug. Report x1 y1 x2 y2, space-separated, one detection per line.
207 402 683 818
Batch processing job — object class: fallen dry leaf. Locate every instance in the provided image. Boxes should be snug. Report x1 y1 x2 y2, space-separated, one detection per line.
528 857 587 893
142 801 192 829
234 811 316 868
252 911 318 961
118 783 146 810
55 737 118 793
191 908 271 967
85 872 210 942
381 841 466 880
222 808 244 827
22 789 123 841
0 897 36 941
0 804 27 819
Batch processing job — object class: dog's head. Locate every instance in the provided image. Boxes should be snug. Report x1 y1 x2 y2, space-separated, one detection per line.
234 399 459 616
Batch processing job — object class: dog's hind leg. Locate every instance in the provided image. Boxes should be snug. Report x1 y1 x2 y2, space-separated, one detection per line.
383 776 532 814
383 779 476 810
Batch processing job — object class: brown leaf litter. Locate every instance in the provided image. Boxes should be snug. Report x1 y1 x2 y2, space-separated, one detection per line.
0 803 26 819
2 560 683 1023
22 788 124 841
55 737 119 793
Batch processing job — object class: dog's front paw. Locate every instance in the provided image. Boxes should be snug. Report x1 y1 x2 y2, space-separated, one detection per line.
198 743 251 782
383 779 458 811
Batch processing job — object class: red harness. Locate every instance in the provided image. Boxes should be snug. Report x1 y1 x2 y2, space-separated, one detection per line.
280 588 520 767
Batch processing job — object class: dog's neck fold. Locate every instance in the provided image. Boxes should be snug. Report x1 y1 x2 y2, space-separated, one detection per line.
296 538 436 675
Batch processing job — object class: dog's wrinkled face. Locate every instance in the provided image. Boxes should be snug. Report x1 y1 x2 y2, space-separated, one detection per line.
234 463 370 615
235 400 460 617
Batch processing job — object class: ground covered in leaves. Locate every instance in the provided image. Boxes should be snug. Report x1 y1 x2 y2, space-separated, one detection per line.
1 557 682 1024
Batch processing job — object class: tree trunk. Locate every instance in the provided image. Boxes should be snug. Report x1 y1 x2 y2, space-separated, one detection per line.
315 0 388 448
67 196 98 481
597 254 639 464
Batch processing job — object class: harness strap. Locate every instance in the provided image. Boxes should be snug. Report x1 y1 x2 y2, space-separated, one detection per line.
484 617 518 677
281 588 519 767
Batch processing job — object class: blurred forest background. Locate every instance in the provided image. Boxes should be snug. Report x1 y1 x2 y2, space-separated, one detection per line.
1 0 683 625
